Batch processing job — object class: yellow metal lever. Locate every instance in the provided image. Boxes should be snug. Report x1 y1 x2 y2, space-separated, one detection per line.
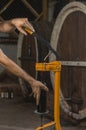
36 121 55 130
36 61 61 71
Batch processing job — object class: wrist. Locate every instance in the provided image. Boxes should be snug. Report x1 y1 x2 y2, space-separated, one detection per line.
10 19 15 26
6 19 16 32
26 77 36 87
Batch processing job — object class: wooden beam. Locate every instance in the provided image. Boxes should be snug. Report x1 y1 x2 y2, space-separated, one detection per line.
21 0 39 17
42 0 48 20
0 0 14 14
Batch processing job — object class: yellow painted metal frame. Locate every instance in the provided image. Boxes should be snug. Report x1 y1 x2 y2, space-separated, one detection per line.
23 27 61 129
36 61 61 130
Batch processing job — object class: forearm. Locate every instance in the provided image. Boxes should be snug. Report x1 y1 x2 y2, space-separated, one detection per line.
0 49 36 87
0 20 15 32
0 57 36 86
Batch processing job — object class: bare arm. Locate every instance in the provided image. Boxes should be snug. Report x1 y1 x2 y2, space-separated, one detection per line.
0 18 48 105
0 20 15 32
0 49 48 105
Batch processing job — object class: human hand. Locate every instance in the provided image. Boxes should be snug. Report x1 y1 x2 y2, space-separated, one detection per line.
11 18 35 35
31 80 49 105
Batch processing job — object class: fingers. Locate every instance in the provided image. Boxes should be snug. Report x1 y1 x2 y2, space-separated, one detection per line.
33 88 41 105
42 85 49 92
36 90 41 105
39 82 49 92
24 21 35 32
17 27 27 35
24 18 35 32
33 87 48 105
31 81 49 105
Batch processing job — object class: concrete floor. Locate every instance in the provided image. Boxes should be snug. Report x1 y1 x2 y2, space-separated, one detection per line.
0 97 43 130
0 97 85 130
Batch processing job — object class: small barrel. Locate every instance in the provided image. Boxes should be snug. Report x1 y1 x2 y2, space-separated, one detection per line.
17 21 53 100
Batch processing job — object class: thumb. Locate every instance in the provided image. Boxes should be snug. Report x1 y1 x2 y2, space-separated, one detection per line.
17 27 27 35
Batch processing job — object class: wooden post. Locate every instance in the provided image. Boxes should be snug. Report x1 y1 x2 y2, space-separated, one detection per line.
42 0 48 20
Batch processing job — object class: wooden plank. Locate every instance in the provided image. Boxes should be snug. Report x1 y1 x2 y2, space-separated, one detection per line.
42 0 48 20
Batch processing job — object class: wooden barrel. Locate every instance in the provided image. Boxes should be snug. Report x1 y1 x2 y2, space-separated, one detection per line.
50 1 86 121
17 21 54 103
